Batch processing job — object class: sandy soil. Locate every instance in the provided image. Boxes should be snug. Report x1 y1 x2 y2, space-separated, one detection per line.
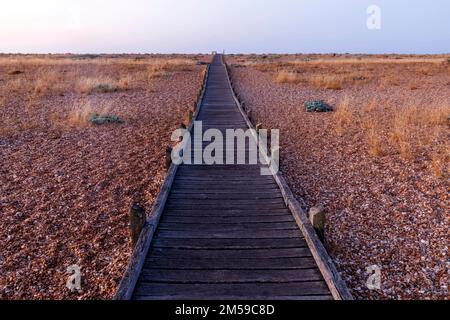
228 54 449 300
0 54 208 299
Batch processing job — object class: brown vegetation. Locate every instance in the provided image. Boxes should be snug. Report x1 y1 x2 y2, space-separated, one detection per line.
0 54 209 299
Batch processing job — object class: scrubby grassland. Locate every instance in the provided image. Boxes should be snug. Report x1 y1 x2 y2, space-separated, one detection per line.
0 54 209 299
228 54 449 299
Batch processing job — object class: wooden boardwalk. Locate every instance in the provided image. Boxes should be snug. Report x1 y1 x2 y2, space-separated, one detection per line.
115 54 351 300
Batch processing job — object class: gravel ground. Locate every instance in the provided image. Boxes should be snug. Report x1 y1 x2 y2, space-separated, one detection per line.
228 56 449 300
0 56 207 299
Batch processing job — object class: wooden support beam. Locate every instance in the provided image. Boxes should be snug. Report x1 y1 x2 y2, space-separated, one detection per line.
130 204 146 249
165 146 172 170
309 206 326 241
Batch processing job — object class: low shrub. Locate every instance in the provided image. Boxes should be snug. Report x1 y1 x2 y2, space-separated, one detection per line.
304 100 333 112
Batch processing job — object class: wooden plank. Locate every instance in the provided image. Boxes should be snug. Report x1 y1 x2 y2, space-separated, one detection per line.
144 256 317 270
176 170 264 176
134 294 333 300
169 192 282 199
155 229 301 239
149 247 311 259
177 167 262 173
161 208 292 216
164 203 287 210
157 222 296 231
166 199 284 206
140 268 324 283
160 215 295 224
168 194 282 201
171 182 279 189
133 282 331 298
173 175 272 181
152 238 306 249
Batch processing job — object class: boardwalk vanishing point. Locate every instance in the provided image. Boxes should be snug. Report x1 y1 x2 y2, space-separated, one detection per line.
115 54 352 300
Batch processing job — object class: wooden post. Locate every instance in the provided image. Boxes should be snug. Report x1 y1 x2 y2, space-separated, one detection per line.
165 146 172 170
309 206 325 241
247 110 252 123
256 123 262 133
130 204 146 249
188 110 193 124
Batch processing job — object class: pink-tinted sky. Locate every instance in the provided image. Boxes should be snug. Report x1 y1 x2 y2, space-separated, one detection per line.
1 0 449 54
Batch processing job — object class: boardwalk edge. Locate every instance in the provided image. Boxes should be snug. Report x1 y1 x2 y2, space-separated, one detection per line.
114 62 211 300
223 56 354 301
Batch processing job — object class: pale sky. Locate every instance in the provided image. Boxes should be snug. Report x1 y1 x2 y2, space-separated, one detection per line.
1 0 449 54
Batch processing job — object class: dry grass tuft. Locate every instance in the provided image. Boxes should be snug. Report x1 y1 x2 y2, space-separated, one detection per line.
64 100 117 127
66 101 94 127
333 98 449 160
430 146 449 178
76 76 129 94
367 125 384 157
147 65 168 79
389 112 414 159
334 96 354 135
275 70 301 84
310 74 343 90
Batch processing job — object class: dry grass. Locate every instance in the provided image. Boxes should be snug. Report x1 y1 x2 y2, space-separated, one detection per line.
76 76 130 94
63 100 116 127
146 65 168 79
66 101 94 127
275 70 301 84
366 125 384 157
334 96 354 135
0 55 197 68
310 74 343 90
240 54 449 175
430 146 449 178
245 54 449 93
33 68 67 96
275 71 345 89
0 54 206 137
331 96 449 166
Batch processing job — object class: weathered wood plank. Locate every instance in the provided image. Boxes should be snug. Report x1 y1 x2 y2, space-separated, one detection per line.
161 208 292 216
171 182 279 189
140 268 324 283
166 199 285 206
160 215 295 224
157 222 296 231
144 256 317 270
133 282 331 298
164 203 287 210
155 229 302 239
152 238 306 249
149 247 311 259
169 192 283 199
134 294 333 300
